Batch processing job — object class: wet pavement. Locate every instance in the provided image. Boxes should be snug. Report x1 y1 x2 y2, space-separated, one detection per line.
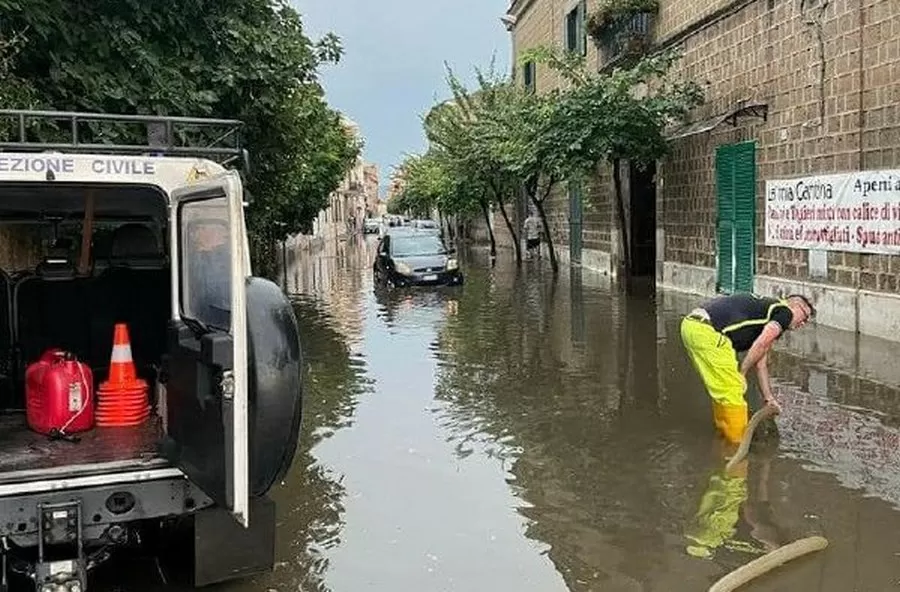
100 236 900 591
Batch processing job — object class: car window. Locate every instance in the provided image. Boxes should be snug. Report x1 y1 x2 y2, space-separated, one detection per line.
391 235 446 257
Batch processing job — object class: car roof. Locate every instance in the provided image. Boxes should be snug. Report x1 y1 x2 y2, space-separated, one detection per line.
384 227 439 238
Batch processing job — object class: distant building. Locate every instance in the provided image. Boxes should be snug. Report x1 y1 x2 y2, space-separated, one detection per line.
386 167 407 202
363 163 380 217
286 116 379 249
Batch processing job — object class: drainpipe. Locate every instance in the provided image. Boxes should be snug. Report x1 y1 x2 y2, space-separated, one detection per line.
854 0 864 366
501 11 525 253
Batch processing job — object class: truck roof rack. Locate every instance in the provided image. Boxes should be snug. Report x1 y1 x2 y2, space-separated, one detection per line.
0 109 248 168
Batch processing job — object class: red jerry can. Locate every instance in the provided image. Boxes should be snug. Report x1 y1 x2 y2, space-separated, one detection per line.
25 349 95 436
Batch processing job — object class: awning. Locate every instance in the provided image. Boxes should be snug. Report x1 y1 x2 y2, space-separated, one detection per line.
666 100 769 140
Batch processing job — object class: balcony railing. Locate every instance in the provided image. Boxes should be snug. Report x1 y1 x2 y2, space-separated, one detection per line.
597 12 654 66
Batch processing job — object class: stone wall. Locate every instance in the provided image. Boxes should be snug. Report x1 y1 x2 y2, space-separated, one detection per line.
659 0 900 291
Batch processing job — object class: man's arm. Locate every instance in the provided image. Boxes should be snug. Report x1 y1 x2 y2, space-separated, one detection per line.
740 321 782 376
754 352 781 410
741 321 783 409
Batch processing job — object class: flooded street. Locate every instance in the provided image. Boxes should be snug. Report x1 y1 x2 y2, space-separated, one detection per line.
102 236 900 591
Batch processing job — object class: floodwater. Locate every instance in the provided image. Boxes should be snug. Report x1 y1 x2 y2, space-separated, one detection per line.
98 236 900 591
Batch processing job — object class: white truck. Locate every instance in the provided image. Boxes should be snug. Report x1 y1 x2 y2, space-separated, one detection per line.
0 110 304 591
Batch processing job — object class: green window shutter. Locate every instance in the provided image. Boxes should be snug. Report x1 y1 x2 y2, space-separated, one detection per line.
715 145 735 293
732 141 757 293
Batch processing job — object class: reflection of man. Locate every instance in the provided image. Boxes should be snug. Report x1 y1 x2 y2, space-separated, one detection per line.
680 294 814 444
189 222 231 329
685 456 749 559
523 212 541 259
685 441 789 559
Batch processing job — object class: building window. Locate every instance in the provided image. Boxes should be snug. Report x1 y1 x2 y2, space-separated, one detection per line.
523 60 536 93
565 1 587 56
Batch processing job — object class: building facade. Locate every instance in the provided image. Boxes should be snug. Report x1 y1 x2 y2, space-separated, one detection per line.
363 163 381 217
288 117 378 249
503 0 900 341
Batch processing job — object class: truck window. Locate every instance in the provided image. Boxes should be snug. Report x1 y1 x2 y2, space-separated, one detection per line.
181 197 232 330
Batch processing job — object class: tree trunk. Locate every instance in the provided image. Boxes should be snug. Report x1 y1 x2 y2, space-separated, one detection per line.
613 158 631 280
532 195 558 273
479 200 497 261
496 198 522 264
446 214 456 242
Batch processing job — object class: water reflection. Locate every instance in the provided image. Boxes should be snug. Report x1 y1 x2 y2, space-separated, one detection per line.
94 240 900 592
434 257 900 591
258 238 375 591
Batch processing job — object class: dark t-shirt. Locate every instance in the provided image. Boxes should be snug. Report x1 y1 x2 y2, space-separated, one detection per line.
701 294 793 352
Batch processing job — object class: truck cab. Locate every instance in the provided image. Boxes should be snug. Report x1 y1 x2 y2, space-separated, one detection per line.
0 110 304 591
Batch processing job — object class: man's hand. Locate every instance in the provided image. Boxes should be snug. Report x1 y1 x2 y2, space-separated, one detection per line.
764 395 782 414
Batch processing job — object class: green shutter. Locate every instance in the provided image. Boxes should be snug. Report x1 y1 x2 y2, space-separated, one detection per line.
716 145 735 293
715 142 757 294
732 142 756 293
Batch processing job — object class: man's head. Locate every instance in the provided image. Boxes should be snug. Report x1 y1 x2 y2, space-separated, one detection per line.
785 294 815 329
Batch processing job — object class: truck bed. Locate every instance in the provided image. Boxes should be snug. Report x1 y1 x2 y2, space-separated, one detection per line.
0 412 167 485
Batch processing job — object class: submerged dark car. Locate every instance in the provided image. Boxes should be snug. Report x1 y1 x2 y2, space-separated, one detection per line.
373 230 463 287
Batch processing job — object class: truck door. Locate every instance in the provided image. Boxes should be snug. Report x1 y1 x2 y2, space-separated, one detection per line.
165 171 250 527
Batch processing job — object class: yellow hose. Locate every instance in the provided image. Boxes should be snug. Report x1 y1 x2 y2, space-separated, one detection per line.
725 404 778 473
708 535 828 592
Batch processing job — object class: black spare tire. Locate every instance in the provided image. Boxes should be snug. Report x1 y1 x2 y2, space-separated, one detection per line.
246 276 303 497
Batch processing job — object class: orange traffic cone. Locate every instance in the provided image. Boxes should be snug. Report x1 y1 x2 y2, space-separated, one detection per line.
95 323 150 428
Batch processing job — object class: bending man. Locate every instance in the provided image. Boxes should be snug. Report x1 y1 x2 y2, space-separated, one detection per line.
680 293 815 444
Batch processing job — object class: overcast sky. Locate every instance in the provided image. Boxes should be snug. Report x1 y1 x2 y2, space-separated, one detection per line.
293 0 510 193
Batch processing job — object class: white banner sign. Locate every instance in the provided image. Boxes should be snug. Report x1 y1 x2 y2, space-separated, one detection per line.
765 169 900 253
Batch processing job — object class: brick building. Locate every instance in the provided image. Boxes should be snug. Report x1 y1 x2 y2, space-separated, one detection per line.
502 0 900 340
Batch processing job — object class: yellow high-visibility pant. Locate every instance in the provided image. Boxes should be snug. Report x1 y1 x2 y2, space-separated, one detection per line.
684 464 750 559
680 316 749 444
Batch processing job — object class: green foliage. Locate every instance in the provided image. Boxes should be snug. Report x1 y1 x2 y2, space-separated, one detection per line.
533 46 705 170
421 70 505 214
1 0 359 242
428 51 573 208
393 152 442 219
586 0 659 45
418 44 703 272
0 15 39 110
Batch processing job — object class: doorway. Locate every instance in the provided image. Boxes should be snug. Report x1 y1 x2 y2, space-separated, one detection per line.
629 162 657 277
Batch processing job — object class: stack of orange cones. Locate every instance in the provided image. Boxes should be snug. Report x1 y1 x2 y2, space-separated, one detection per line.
95 323 151 428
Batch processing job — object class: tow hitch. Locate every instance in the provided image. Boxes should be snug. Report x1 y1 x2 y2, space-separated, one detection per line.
33 501 86 592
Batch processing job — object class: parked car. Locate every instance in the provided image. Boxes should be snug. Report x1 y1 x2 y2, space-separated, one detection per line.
373 229 463 287
411 219 439 232
363 218 380 234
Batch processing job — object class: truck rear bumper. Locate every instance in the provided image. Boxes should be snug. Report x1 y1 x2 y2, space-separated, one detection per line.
0 468 213 545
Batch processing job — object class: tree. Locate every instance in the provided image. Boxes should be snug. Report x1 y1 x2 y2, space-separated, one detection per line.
3 0 359 267
526 46 704 277
477 83 567 271
437 66 526 263
428 60 575 272
0 15 38 110
424 98 501 259
398 148 486 243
